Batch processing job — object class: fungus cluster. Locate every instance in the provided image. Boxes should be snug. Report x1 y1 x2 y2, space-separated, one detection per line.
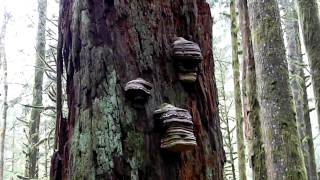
172 37 203 83
154 103 197 152
124 78 152 107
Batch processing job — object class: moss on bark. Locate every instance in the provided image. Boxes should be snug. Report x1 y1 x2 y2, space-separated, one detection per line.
248 0 307 179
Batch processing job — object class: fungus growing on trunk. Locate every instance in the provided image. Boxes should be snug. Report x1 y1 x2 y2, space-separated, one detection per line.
172 37 203 83
154 103 197 152
124 78 152 107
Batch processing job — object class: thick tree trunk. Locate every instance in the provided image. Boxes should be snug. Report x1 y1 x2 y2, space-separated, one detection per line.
51 0 225 179
248 0 307 179
230 0 246 179
0 11 10 180
280 0 318 179
296 0 320 133
238 0 267 179
26 0 47 178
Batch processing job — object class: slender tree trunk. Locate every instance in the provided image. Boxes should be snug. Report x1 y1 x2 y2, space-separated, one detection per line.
280 0 318 179
26 0 47 178
248 0 307 179
230 0 246 179
51 0 225 179
296 0 320 132
0 11 10 180
238 0 267 179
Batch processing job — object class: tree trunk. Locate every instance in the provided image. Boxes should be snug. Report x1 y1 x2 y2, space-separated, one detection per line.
51 0 225 179
296 0 320 133
248 0 307 179
238 0 267 179
26 0 47 178
0 11 10 180
280 0 318 179
230 0 246 179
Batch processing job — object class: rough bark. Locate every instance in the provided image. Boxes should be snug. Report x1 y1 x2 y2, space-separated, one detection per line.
296 0 320 133
26 0 47 178
248 0 307 179
280 0 318 179
238 0 267 179
0 11 10 180
230 0 246 179
51 0 225 179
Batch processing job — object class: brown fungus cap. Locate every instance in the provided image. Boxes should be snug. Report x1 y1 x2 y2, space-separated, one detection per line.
124 78 152 95
172 37 203 62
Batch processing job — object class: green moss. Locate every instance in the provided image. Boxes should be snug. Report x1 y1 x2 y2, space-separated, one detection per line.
91 70 123 175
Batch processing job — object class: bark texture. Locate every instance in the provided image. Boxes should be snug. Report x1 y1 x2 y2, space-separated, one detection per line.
248 0 307 179
238 0 267 179
52 0 225 179
230 0 246 179
0 11 9 180
26 0 47 178
296 0 320 132
280 0 318 179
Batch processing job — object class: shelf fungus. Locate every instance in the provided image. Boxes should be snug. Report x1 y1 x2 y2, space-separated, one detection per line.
124 78 152 107
172 37 203 83
154 103 197 152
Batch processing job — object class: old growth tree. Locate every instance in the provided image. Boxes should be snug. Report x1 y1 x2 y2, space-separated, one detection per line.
51 0 225 179
248 0 307 179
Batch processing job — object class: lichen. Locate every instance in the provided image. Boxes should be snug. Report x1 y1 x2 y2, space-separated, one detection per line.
92 70 123 175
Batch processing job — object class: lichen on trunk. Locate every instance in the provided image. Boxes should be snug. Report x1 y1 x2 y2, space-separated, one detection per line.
238 0 267 179
52 0 225 179
230 0 246 179
248 0 307 179
296 0 320 134
280 0 318 179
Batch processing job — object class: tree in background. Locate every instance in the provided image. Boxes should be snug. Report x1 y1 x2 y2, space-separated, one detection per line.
0 10 10 180
238 0 267 179
215 48 237 179
25 0 47 178
51 0 225 179
248 0 307 178
280 0 318 179
296 0 320 134
230 0 246 179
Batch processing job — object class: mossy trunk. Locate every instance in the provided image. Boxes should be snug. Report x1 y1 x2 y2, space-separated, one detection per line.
296 0 320 133
238 0 267 179
280 0 318 179
51 0 225 179
26 0 47 178
248 0 307 179
230 0 246 179
0 11 9 180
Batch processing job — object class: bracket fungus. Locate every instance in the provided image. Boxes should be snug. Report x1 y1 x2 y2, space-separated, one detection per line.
154 103 197 152
172 37 203 83
124 78 152 107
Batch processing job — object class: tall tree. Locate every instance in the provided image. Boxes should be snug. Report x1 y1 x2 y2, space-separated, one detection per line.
248 0 307 179
0 10 10 180
26 0 47 178
230 0 246 179
296 0 320 132
238 0 267 179
216 57 237 180
51 0 225 179
280 0 318 179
